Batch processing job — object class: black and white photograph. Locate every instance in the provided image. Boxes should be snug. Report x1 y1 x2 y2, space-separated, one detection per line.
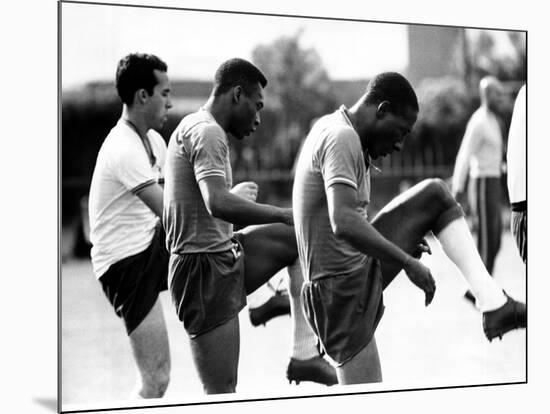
57 0 531 412
6 1 546 414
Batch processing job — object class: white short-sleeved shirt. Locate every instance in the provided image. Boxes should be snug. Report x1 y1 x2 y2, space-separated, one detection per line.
506 85 526 204
293 106 371 281
452 107 503 193
163 109 233 254
88 119 167 278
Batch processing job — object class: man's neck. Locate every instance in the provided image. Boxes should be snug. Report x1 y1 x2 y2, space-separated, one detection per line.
347 101 373 151
203 95 230 132
342 104 359 131
121 106 149 138
480 103 497 117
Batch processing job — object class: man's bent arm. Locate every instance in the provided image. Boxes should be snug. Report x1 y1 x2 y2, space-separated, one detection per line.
326 183 410 267
451 121 481 196
199 175 292 226
135 183 164 218
327 182 436 305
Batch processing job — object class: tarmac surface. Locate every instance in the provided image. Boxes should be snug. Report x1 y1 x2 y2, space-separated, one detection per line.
61 231 526 412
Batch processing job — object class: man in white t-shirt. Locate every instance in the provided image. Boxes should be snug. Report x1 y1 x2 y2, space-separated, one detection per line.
88 53 172 399
506 84 526 262
452 76 505 279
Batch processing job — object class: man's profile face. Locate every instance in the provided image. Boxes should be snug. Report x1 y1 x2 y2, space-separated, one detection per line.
231 82 264 140
144 69 172 131
368 105 417 159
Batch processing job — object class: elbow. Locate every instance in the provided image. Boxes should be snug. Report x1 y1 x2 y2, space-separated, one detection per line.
332 215 354 241
204 193 227 219
333 225 352 241
207 203 223 219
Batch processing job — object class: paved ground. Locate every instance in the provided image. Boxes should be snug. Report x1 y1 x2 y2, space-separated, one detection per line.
61 231 526 412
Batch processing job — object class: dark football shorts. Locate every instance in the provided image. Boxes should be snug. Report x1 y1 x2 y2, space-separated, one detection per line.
301 257 385 367
99 223 169 335
168 235 247 339
511 203 527 263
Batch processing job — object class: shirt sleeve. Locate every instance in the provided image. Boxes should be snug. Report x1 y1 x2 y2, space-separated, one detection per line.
451 115 483 193
189 124 228 183
114 139 157 194
318 127 362 192
506 85 526 200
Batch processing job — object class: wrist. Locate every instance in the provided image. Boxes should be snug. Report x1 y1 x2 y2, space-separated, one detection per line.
272 206 286 223
280 207 292 225
402 255 415 269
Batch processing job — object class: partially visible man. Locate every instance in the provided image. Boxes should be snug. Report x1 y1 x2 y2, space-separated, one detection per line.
506 84 526 262
88 53 172 398
163 58 335 394
293 72 526 385
452 76 506 277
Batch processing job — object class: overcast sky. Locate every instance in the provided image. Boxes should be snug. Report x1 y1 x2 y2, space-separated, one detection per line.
61 2 409 88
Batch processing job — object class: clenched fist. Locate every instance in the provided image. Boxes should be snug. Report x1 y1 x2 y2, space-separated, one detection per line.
231 181 259 202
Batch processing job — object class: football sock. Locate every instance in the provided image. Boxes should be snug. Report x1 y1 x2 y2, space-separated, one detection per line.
287 259 320 360
436 217 506 312
247 281 274 309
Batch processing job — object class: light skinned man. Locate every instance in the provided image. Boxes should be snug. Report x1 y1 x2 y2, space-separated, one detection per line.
88 53 172 398
452 76 506 278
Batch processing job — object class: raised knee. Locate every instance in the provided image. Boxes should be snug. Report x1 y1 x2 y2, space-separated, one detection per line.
422 178 455 206
421 178 464 234
423 177 448 194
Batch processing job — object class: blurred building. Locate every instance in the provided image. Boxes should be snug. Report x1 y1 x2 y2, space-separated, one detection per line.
169 80 211 115
406 25 464 88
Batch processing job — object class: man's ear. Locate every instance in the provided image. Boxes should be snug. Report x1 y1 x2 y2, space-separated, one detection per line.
135 88 149 105
232 85 243 103
376 100 391 118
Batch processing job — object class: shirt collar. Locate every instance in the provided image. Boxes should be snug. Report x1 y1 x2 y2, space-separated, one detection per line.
339 105 380 173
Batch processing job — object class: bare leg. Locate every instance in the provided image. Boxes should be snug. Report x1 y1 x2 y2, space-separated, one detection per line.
337 337 382 384
199 223 292 390
371 179 463 287
128 298 171 398
372 178 506 311
238 223 298 294
189 316 240 394
238 226 337 385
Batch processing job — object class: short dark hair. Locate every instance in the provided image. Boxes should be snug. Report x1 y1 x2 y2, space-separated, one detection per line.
364 72 418 115
212 58 267 97
115 53 168 105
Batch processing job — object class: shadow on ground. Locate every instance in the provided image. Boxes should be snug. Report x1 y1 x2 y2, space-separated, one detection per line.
33 397 57 412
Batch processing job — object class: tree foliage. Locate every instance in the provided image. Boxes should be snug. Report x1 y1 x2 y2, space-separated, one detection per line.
409 30 526 168
461 29 526 90
248 30 337 171
252 29 336 131
412 76 474 166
